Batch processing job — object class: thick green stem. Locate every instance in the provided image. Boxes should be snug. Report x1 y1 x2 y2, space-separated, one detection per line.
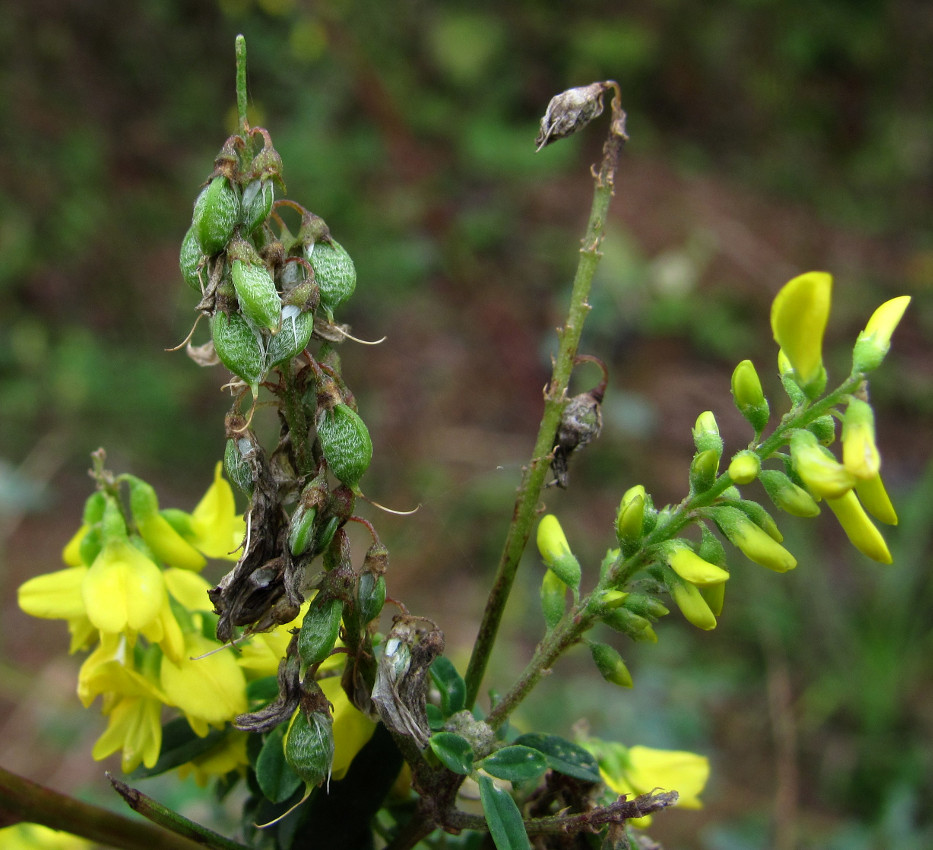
0 766 205 850
464 114 628 710
235 35 248 136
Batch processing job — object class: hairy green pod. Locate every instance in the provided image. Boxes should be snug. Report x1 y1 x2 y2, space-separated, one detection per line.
210 311 266 391
284 706 334 788
312 516 340 558
317 404 372 489
179 226 205 293
231 259 281 333
267 304 315 368
589 641 633 688
358 571 386 625
223 437 255 497
307 239 356 315
193 176 239 255
240 179 274 234
288 504 318 557
297 597 344 669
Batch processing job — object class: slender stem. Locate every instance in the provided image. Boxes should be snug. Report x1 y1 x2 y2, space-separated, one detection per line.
235 35 249 136
464 114 628 709
0 766 203 850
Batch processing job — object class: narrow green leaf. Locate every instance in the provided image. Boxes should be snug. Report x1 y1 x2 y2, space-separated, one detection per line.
479 746 548 783
430 656 467 716
512 733 601 782
478 774 530 850
256 724 302 804
428 732 475 775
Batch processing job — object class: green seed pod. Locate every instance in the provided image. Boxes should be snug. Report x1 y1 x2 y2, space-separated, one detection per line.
179 226 206 293
231 259 281 334
307 239 356 316
192 176 239 255
297 596 344 670
600 606 658 643
589 641 634 688
284 705 334 788
240 179 274 234
317 404 372 490
288 504 318 557
210 311 266 393
223 437 255 497
759 469 821 517
267 304 315 368
622 592 670 620
358 571 387 625
311 515 341 558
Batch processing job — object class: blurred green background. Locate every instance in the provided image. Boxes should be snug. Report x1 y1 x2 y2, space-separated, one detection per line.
1 1 931 848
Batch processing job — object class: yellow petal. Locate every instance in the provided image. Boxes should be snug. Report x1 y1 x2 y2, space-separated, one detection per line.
190 463 244 560
320 675 376 780
626 746 710 809
18 566 88 620
92 695 162 772
163 567 213 611
771 271 832 392
826 491 892 564
83 540 167 636
667 548 730 586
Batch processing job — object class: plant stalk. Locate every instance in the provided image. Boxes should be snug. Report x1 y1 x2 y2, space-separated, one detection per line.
464 108 628 709
235 35 248 136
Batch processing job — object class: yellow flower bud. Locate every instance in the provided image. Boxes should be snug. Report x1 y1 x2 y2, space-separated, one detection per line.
690 449 720 494
855 473 898 526
759 469 821 517
615 485 646 548
728 451 761 485
771 271 832 397
667 573 717 630
842 398 880 480
692 411 723 455
853 295 911 373
699 580 725 617
731 359 770 432
536 514 581 591
825 490 892 564
709 506 797 572
790 429 855 499
665 544 730 586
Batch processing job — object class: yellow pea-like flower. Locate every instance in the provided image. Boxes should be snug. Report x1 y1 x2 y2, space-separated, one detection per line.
771 271 832 397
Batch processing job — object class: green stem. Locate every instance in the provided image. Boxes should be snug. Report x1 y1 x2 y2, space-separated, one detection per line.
235 35 249 137
463 110 628 710
280 367 314 477
0 765 204 850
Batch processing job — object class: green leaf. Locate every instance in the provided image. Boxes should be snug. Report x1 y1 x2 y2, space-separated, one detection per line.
479 746 548 783
430 656 467 716
256 723 303 803
426 703 446 731
130 717 226 778
512 733 601 782
478 774 530 850
246 675 281 704
429 731 475 775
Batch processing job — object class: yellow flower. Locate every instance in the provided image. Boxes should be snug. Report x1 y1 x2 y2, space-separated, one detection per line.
771 271 832 397
855 473 898 526
189 463 245 560
853 295 911 372
841 398 880 480
92 692 164 773
585 738 710 827
826 490 892 564
727 451 761 485
666 546 730 586
320 675 377 780
82 537 173 646
160 634 248 736
126 475 206 572
17 566 96 653
668 577 718 630
790 429 855 499
615 485 646 547
711 506 797 573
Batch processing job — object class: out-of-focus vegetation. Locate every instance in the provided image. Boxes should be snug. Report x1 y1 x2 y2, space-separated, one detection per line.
1 1 931 848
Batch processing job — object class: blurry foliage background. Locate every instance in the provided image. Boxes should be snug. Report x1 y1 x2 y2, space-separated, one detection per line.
1 1 931 848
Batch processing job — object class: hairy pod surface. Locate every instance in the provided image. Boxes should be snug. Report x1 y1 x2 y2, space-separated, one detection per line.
267 305 315 368
284 706 334 788
179 226 205 293
240 179 274 234
193 176 239 255
317 404 373 489
210 311 266 389
231 259 282 333
307 239 356 314
297 596 344 669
